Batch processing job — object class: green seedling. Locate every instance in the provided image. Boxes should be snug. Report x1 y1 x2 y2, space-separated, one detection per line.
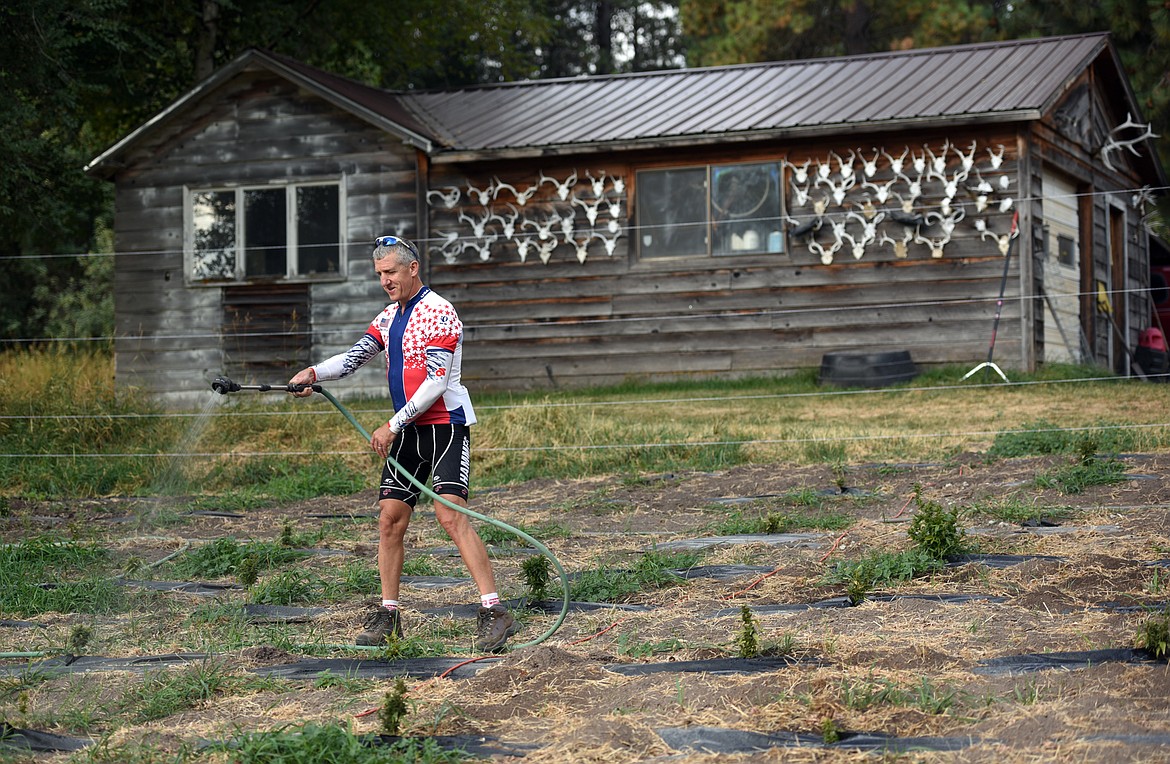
380 676 410 736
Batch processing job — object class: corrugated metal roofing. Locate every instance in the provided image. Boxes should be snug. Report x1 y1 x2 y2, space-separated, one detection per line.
399 33 1111 155
87 33 1126 177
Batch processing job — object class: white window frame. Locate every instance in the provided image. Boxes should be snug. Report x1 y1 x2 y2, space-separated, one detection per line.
184 179 347 286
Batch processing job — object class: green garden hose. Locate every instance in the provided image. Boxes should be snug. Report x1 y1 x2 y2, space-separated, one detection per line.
314 387 571 650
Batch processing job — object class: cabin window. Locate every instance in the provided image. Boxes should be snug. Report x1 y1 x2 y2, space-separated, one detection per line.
636 161 784 259
188 182 342 283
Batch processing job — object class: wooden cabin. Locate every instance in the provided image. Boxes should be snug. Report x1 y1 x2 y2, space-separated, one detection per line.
85 33 1165 406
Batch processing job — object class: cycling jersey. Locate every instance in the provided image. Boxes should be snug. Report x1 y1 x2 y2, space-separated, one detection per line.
312 286 476 431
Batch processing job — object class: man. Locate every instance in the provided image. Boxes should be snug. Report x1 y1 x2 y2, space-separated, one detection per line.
288 234 516 652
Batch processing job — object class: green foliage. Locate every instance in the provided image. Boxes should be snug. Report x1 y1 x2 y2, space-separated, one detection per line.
193 459 366 510
169 537 308 579
825 548 944 604
820 716 840 744
569 550 699 603
682 0 1001 66
118 660 236 723
710 507 853 535
248 570 318 606
907 493 967 559
237 555 261 588
989 421 1136 458
1033 456 1128 494
380 677 410 736
735 605 759 658
0 536 126 616
0 348 173 497
211 721 468 763
616 635 684 657
401 556 451 577
1137 609 1170 660
840 674 957 714
963 497 1077 525
521 555 553 601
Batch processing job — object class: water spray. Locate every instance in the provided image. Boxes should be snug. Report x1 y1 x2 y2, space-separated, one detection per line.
210 376 570 649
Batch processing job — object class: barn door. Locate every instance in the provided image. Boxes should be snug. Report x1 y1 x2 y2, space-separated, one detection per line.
222 284 311 380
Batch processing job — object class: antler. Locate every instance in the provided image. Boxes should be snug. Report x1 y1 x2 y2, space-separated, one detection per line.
1099 112 1159 171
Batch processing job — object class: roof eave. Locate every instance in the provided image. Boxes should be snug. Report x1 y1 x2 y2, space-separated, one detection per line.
85 50 433 178
260 55 434 154
428 111 1039 163
85 50 256 177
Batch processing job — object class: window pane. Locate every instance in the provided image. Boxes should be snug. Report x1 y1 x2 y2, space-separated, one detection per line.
711 162 783 255
297 185 340 274
245 188 287 277
191 190 236 280
637 168 708 258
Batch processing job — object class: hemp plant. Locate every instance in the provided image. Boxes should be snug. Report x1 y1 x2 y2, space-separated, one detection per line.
735 605 759 658
521 554 552 602
379 677 410 736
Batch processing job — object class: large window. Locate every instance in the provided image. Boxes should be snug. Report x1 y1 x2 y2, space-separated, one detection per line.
637 161 784 259
188 182 342 283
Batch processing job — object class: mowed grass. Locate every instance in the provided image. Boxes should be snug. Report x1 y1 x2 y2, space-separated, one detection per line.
1 348 1168 500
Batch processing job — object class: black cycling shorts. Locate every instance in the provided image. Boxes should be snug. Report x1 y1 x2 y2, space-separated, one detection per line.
379 424 470 507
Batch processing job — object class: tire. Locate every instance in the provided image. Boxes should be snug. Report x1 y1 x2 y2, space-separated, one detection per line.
819 350 919 388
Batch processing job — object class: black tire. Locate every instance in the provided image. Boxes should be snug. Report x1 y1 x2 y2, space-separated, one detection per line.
819 350 918 388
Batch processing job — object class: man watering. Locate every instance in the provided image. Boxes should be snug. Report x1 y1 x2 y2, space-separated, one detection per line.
288 234 516 652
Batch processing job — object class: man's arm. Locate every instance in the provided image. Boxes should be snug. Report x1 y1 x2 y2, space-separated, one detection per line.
289 332 383 397
387 346 454 433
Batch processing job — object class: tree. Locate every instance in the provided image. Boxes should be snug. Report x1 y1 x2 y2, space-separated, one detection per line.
0 0 561 341
999 0 1170 230
680 0 1005 66
537 0 684 77
0 0 135 341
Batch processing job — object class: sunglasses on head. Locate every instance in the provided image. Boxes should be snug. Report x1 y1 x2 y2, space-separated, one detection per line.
373 235 419 257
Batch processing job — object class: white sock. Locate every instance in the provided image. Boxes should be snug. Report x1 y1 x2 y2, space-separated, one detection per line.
481 592 500 608
382 599 399 611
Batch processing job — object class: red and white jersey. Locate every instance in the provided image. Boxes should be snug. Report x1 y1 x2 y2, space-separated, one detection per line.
313 286 475 427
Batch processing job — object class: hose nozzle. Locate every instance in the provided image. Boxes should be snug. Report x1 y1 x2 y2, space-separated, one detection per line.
211 376 241 395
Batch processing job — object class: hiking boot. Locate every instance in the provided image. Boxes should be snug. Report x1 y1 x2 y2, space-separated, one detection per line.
476 604 517 653
356 607 403 646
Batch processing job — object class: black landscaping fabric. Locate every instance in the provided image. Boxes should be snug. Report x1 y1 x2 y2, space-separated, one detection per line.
656 726 983 754
605 656 811 676
974 648 1160 675
399 575 472 589
0 723 91 752
525 599 653 614
653 533 828 551
374 733 539 758
420 598 653 618
715 597 854 616
716 593 1009 617
668 564 775 580
184 510 245 518
0 653 211 678
250 656 499 680
864 593 1008 605
304 512 377 519
0 619 43 629
242 604 327 623
947 553 1067 568
115 578 242 595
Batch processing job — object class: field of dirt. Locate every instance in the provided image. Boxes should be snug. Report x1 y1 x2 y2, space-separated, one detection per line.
4 452 1170 762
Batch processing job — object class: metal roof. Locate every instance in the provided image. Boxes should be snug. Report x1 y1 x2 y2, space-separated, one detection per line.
399 33 1114 157
88 33 1140 176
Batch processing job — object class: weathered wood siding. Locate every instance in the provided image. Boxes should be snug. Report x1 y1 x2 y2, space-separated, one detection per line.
426 131 1029 391
111 67 416 406
1031 71 1154 374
